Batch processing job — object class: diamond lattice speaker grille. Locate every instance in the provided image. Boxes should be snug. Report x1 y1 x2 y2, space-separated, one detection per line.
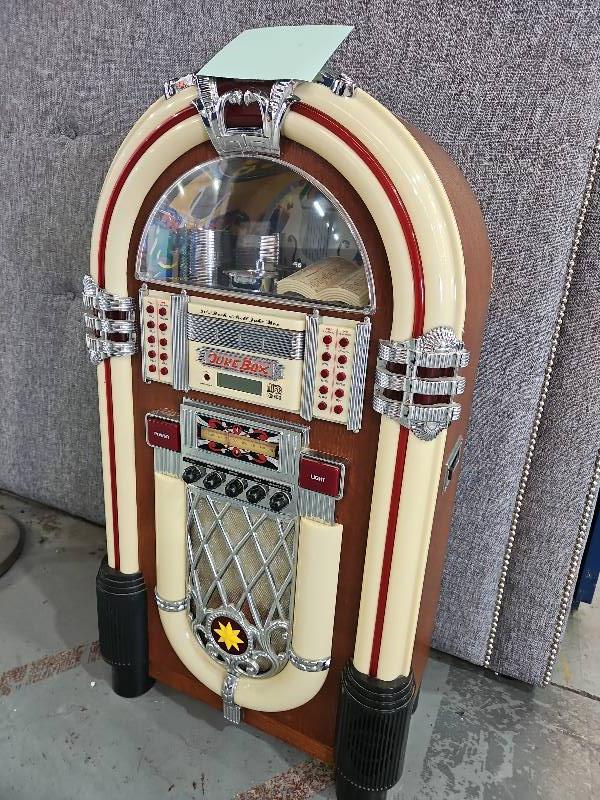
186 487 298 678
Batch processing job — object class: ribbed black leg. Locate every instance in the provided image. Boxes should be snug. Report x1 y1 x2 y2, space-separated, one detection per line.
96 557 154 698
334 661 416 800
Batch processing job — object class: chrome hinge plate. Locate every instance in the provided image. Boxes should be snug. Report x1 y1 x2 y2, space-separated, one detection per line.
82 275 138 364
373 326 469 441
317 71 356 97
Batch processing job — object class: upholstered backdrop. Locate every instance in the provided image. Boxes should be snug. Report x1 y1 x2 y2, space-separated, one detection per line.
2 1 599 685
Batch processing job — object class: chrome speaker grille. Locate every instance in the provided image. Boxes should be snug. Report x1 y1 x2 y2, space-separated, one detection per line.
186 487 298 678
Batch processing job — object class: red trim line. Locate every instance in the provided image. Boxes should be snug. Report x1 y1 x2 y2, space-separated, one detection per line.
104 360 120 570
294 104 426 676
97 105 197 568
295 103 425 335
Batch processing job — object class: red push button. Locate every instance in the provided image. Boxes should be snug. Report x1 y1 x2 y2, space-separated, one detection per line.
334 404 344 415
146 305 155 314
160 366 169 376
335 388 345 399
159 338 168 347
299 456 342 497
148 350 156 359
160 352 168 361
319 385 328 395
338 354 348 365
148 364 157 373
320 368 329 378
322 352 332 362
317 401 327 411
159 323 167 332
336 371 346 382
339 337 350 348
159 306 167 316
147 335 155 344
323 334 332 345
146 415 180 451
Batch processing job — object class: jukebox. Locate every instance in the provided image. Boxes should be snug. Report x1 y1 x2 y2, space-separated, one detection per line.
85 29 491 800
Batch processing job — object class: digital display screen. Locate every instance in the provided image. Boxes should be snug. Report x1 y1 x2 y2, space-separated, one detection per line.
200 428 278 459
217 372 263 396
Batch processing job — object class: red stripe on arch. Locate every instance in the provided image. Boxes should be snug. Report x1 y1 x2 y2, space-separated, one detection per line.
294 103 426 676
97 105 197 569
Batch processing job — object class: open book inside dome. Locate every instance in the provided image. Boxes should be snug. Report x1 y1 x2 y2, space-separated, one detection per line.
135 156 374 311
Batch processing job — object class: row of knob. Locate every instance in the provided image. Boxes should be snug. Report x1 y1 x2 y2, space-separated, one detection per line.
182 465 290 512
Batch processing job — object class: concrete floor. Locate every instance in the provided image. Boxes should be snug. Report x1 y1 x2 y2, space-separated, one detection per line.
1 490 599 800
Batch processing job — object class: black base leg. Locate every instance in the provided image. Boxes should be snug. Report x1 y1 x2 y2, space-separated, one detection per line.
96 557 154 698
334 661 417 800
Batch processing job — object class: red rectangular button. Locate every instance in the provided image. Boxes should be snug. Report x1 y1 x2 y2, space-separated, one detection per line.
299 456 342 497
146 415 181 451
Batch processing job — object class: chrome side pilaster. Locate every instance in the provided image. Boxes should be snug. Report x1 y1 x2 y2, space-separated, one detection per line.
171 291 189 391
347 317 371 432
300 310 320 421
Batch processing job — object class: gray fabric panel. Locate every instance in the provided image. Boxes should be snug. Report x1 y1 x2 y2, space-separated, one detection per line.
1 1 600 679
489 143 600 684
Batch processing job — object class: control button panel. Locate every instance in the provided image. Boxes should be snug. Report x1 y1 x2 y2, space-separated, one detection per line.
312 320 357 424
143 293 172 384
181 459 296 516
298 455 344 498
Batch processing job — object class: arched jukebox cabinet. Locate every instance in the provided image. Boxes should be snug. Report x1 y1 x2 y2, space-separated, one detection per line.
85 71 491 799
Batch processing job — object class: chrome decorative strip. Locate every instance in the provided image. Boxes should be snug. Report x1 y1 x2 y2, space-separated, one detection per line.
180 404 197 450
298 488 336 525
194 76 298 157
300 311 320 421
318 71 357 97
171 292 189 391
347 317 371 432
155 589 188 613
486 130 600 676
289 650 331 672
154 447 180 477
139 285 149 382
188 315 305 360
82 275 138 364
373 326 469 441
375 369 465 396
542 450 600 685
222 671 241 724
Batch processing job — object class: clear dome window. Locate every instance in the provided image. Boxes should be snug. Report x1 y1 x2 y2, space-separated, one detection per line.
135 156 374 311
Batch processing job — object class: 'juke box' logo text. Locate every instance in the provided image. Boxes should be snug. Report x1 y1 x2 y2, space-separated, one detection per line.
199 348 283 380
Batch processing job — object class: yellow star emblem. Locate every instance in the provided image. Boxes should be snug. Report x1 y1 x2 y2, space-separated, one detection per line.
214 620 244 652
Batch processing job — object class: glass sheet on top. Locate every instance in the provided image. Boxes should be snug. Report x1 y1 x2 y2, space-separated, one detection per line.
135 156 373 311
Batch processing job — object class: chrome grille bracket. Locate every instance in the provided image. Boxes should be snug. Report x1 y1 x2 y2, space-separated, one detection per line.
373 326 469 441
82 275 138 364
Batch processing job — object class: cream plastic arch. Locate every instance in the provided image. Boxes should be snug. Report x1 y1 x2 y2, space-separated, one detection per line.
90 81 466 708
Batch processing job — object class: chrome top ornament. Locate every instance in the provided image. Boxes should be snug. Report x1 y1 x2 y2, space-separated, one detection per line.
194 77 298 157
